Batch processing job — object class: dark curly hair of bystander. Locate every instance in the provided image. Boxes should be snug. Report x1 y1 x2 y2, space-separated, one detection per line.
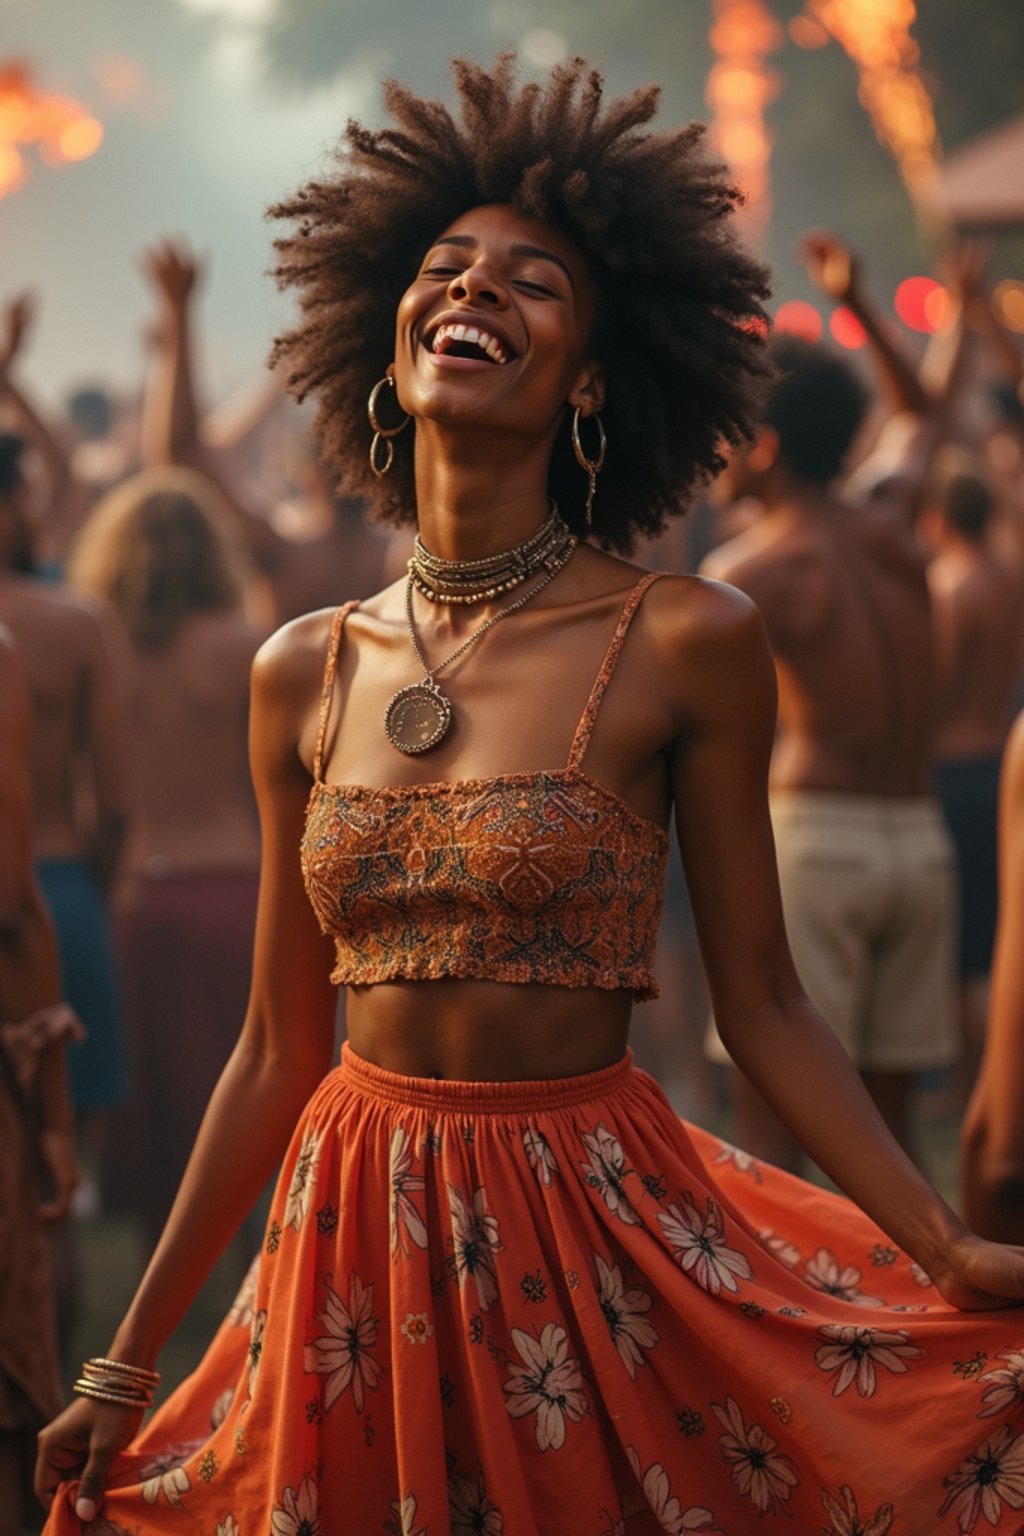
269 53 773 553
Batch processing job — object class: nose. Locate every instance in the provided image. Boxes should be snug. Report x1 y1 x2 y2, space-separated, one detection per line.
447 259 508 310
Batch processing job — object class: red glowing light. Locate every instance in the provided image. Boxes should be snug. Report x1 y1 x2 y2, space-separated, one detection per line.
830 306 867 349
894 275 946 333
773 300 823 342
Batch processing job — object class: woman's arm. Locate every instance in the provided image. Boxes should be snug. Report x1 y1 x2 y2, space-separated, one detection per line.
961 712 1024 1240
669 579 1024 1304
35 613 340 1522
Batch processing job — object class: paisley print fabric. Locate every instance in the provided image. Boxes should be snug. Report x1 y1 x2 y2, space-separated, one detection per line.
43 1047 1024 1535
300 576 669 1000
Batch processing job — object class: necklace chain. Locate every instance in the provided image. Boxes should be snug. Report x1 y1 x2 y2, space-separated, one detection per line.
409 503 571 605
405 530 577 681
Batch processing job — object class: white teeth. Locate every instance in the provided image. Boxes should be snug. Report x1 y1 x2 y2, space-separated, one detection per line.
430 322 510 362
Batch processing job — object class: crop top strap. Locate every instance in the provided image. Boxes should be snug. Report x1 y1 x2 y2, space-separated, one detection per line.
312 601 360 784
567 572 665 772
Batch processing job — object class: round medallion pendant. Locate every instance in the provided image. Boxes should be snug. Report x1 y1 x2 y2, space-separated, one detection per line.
384 682 453 755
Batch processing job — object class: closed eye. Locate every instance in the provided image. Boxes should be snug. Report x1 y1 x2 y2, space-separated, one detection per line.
514 280 560 298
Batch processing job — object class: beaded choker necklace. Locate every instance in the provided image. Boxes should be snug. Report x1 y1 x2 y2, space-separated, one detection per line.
408 503 573 606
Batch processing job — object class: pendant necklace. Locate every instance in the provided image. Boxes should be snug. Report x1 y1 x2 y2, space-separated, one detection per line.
384 520 576 755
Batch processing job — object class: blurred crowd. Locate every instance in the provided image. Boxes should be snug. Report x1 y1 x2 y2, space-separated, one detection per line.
1 226 1023 1531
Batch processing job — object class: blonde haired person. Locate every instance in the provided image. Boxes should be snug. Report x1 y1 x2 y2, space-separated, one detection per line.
71 467 265 1250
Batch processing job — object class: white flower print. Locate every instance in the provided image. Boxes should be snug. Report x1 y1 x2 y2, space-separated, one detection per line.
658 1193 754 1296
523 1125 558 1187
594 1253 658 1379
712 1396 799 1515
713 1141 762 1182
579 1123 639 1224
303 1272 383 1413
448 1469 503 1534
283 1131 321 1233
820 1483 894 1536
211 1386 235 1428
978 1349 1024 1418
814 1324 925 1398
389 1493 427 1536
215 1519 240 1536
910 1261 932 1288
390 1126 428 1258
803 1249 884 1308
503 1322 588 1451
626 1446 718 1532
247 1309 267 1398
939 1425 1024 1533
757 1228 801 1269
227 1254 259 1327
140 1462 191 1508
270 1474 321 1536
448 1182 502 1312
400 1311 434 1346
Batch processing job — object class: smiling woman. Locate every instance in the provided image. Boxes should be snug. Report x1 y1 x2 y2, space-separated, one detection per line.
35 50 1024 1536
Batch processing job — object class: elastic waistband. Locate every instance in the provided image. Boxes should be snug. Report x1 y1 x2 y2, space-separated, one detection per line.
769 791 943 828
338 1041 634 1114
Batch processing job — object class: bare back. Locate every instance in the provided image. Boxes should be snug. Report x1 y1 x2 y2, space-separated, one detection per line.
0 575 125 862
706 496 935 796
928 540 1024 760
123 612 261 875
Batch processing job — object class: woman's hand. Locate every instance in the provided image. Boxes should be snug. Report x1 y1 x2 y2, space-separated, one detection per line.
35 1396 144 1523
929 1230 1024 1311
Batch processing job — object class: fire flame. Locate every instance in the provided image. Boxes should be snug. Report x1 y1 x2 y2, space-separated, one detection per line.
801 0 941 208
0 61 104 200
706 0 784 242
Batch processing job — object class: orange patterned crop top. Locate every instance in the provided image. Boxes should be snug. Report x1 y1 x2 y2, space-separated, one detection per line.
300 573 669 999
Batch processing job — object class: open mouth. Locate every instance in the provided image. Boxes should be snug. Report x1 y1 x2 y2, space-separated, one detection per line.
426 321 515 365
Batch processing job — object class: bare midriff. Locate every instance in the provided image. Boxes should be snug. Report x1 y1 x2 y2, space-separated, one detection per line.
344 978 633 1081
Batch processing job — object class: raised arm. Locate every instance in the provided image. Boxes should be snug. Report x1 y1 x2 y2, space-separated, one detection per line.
0 293 71 492
34 613 340 1523
670 578 1024 1305
799 230 930 417
139 240 284 571
961 712 1024 1242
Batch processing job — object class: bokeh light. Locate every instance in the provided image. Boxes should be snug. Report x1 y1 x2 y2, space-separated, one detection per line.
830 306 867 349
894 275 946 332
993 280 1024 334
774 300 823 341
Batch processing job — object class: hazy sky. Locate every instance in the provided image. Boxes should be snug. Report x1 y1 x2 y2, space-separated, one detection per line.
2 0 392 407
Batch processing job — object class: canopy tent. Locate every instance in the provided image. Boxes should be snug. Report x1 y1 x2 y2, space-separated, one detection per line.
926 112 1024 229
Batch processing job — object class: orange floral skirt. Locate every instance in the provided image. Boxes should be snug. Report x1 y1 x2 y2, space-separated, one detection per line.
45 1046 1024 1535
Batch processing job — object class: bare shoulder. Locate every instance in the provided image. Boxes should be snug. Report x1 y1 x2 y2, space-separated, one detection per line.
1003 711 1024 811
252 607 338 705
643 570 769 666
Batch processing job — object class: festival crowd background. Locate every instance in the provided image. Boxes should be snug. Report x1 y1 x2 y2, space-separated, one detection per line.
2 1 1024 1531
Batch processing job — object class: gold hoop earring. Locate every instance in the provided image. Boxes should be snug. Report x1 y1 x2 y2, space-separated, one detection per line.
571 407 606 528
368 374 411 478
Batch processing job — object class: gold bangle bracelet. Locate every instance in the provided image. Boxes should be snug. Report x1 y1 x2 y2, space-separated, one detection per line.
83 1356 161 1384
79 1372 150 1398
73 1382 153 1409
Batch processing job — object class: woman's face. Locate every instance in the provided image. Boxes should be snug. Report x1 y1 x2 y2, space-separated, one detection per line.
392 203 602 438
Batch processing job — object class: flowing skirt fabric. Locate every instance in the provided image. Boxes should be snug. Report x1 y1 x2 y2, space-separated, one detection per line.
45 1046 1024 1536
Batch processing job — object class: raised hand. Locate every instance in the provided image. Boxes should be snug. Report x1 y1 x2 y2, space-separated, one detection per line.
796 230 861 307
141 237 205 315
0 289 36 374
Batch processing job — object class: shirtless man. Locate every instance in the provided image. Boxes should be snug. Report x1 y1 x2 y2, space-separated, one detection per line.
702 243 962 1169
0 431 128 1126
925 450 1024 1098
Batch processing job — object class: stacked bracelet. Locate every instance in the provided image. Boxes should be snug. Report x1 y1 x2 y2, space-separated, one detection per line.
73 1357 161 1410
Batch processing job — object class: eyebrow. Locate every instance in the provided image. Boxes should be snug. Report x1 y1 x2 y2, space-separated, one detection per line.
428 234 575 289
